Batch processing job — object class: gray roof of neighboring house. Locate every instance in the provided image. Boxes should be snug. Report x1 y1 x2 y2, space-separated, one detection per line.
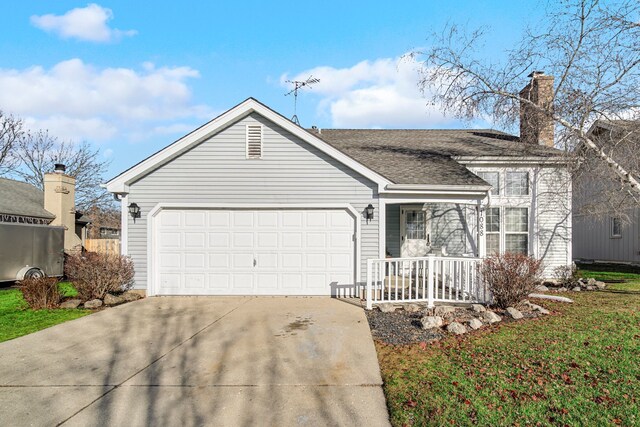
0 178 55 219
314 129 563 185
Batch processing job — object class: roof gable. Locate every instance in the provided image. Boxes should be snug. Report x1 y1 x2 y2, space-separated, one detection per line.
105 98 391 193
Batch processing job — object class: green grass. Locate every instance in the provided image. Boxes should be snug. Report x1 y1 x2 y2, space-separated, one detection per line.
0 283 89 343
376 276 640 426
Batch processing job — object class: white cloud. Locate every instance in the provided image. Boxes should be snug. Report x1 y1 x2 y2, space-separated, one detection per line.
103 148 114 158
281 56 457 128
30 3 136 43
0 59 213 143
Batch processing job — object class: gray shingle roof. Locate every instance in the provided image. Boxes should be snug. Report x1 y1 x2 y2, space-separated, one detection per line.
0 178 55 219
314 129 563 185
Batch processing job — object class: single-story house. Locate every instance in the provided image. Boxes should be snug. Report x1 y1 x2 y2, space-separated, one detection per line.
0 165 89 252
573 120 640 264
105 72 571 305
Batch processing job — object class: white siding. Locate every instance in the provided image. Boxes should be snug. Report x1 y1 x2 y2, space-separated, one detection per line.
468 164 572 277
126 113 378 290
573 208 640 263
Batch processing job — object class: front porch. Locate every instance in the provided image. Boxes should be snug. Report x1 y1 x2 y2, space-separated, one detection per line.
366 198 489 309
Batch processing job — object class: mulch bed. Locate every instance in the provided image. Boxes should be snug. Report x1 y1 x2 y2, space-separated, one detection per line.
365 309 444 345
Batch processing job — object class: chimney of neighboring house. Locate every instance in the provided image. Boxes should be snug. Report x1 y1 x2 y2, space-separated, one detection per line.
44 164 82 252
519 71 555 147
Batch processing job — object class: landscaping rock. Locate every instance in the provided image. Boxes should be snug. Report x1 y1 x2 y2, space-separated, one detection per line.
122 291 143 302
505 307 524 320
59 299 82 309
434 306 456 316
420 316 444 330
83 299 103 309
586 285 596 291
529 293 573 303
572 286 582 292
404 303 422 313
447 322 467 335
587 278 597 286
524 301 550 315
543 279 559 287
481 311 502 324
470 304 486 313
104 294 125 306
467 318 484 330
557 287 568 292
535 284 549 292
595 281 606 290
378 303 397 313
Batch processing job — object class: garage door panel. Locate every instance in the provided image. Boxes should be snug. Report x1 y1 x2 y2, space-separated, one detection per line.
232 253 254 268
232 274 253 289
208 273 229 290
209 232 229 247
155 209 355 295
185 253 205 268
184 232 205 248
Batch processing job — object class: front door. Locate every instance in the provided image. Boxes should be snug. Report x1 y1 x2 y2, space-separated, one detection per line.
400 206 430 257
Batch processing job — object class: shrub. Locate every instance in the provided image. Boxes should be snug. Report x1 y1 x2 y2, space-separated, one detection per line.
19 277 62 309
480 253 543 309
64 252 135 300
553 263 581 287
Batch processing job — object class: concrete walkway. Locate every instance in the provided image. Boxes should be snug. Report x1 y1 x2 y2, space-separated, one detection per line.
0 297 389 426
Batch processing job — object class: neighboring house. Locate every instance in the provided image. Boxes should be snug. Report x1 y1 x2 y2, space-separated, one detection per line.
0 165 89 252
84 206 121 239
105 72 571 299
573 120 640 264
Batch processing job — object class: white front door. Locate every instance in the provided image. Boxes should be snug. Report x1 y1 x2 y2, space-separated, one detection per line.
154 208 356 296
400 206 430 257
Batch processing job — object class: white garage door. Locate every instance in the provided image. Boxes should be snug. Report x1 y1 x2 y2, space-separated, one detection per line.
154 208 356 295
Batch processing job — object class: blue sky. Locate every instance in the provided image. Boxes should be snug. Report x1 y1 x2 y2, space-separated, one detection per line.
0 1 545 177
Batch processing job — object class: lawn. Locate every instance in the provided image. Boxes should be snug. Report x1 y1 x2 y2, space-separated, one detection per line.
0 282 89 343
376 269 640 426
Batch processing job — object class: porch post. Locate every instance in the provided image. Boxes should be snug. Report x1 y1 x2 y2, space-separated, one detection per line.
427 254 435 308
477 201 486 258
366 259 373 310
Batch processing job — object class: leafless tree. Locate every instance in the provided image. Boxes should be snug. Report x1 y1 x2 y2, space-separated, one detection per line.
11 130 113 210
0 111 24 175
413 0 640 219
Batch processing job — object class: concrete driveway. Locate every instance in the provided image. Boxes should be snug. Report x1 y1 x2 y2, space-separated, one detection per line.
0 297 389 426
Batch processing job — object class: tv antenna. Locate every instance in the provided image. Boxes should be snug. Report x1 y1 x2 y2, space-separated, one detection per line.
285 75 320 125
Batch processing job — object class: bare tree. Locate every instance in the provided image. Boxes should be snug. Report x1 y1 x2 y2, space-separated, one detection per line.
413 0 640 218
0 111 24 175
12 130 113 210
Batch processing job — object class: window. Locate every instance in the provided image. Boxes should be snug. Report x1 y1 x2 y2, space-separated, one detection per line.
405 210 426 240
246 125 263 159
505 171 529 196
485 207 500 254
611 217 622 238
478 172 500 195
505 208 528 254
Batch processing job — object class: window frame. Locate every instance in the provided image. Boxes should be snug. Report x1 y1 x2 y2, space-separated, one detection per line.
505 171 530 196
484 206 530 256
478 171 500 195
610 217 622 238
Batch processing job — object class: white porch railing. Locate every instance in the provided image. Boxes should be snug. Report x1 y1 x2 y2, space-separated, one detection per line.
365 255 488 309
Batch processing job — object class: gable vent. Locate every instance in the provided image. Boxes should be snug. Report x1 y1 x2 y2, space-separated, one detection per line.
246 125 263 159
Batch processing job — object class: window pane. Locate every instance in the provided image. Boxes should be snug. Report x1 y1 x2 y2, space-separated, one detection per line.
486 234 500 255
506 171 529 195
479 172 500 195
611 217 622 237
406 211 425 240
505 234 528 254
505 208 528 232
486 207 500 232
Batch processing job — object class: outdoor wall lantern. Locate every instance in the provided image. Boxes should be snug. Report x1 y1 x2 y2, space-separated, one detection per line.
365 203 375 222
128 203 141 222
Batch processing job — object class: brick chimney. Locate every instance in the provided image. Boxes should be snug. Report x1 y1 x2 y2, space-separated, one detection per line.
519 71 555 147
44 164 82 252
